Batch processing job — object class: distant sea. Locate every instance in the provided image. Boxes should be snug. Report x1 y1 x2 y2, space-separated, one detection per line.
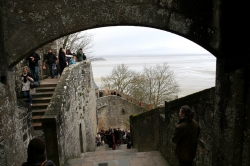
91 54 216 98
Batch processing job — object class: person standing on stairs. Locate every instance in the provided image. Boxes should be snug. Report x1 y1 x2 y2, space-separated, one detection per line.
58 48 67 76
26 52 41 85
44 49 57 78
172 105 200 166
21 66 34 106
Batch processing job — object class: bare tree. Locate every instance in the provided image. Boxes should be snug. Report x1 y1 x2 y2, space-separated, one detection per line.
141 63 180 108
101 64 137 93
101 63 180 108
60 32 94 57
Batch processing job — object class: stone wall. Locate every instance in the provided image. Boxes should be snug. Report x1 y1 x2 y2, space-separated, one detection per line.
130 87 215 166
96 96 147 131
42 60 97 166
98 89 151 110
0 71 33 166
213 65 250 166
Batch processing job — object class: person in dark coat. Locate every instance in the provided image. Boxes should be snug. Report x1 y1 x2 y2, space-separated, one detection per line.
43 49 57 78
76 48 86 62
172 105 200 166
108 131 113 148
127 141 132 149
22 137 56 166
26 52 40 83
58 48 67 76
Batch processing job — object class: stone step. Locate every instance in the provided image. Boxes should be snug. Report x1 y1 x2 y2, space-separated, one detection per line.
39 83 57 88
24 97 51 103
33 122 43 130
32 92 54 97
32 109 46 116
42 75 49 79
65 144 170 166
33 115 43 123
35 87 56 93
31 103 49 109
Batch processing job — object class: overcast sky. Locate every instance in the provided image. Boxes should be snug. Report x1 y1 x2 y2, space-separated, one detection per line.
83 26 216 97
85 26 211 57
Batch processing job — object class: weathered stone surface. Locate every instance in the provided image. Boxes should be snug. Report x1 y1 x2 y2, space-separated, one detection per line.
97 96 147 130
0 1 250 166
0 71 33 166
42 61 97 166
1 0 220 68
130 87 215 166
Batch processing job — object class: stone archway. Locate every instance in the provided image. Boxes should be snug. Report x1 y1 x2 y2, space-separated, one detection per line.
1 1 250 166
3 0 220 69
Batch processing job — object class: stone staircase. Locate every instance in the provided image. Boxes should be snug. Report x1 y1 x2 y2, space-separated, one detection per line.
30 80 58 137
65 144 170 166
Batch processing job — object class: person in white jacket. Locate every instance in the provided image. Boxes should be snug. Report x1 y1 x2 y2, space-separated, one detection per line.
21 66 34 105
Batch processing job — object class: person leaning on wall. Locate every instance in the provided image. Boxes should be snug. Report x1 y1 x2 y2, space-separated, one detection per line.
172 105 200 166
22 137 56 166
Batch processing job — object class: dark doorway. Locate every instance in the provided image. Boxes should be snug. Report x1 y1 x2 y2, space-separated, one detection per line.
79 124 84 153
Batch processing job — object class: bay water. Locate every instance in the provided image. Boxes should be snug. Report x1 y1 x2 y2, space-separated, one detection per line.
91 54 216 98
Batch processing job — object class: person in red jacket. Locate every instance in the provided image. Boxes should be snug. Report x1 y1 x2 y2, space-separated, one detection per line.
172 105 200 166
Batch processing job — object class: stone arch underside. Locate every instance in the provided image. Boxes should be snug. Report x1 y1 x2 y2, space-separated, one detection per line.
4 0 219 68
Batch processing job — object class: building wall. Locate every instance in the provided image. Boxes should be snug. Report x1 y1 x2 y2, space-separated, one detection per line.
98 89 151 110
97 96 147 131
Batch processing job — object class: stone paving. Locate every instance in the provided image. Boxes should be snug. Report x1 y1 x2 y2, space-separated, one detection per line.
65 144 171 166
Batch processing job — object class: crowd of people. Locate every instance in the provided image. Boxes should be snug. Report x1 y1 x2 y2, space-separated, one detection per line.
43 48 86 78
20 48 86 105
95 128 132 150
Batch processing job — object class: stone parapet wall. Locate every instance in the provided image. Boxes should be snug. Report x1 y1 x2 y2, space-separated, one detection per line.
130 87 215 166
0 71 33 166
97 96 148 131
42 60 97 166
98 89 151 110
130 107 165 151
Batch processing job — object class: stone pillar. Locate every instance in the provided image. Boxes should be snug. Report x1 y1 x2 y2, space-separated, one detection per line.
213 58 250 165
0 6 7 80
